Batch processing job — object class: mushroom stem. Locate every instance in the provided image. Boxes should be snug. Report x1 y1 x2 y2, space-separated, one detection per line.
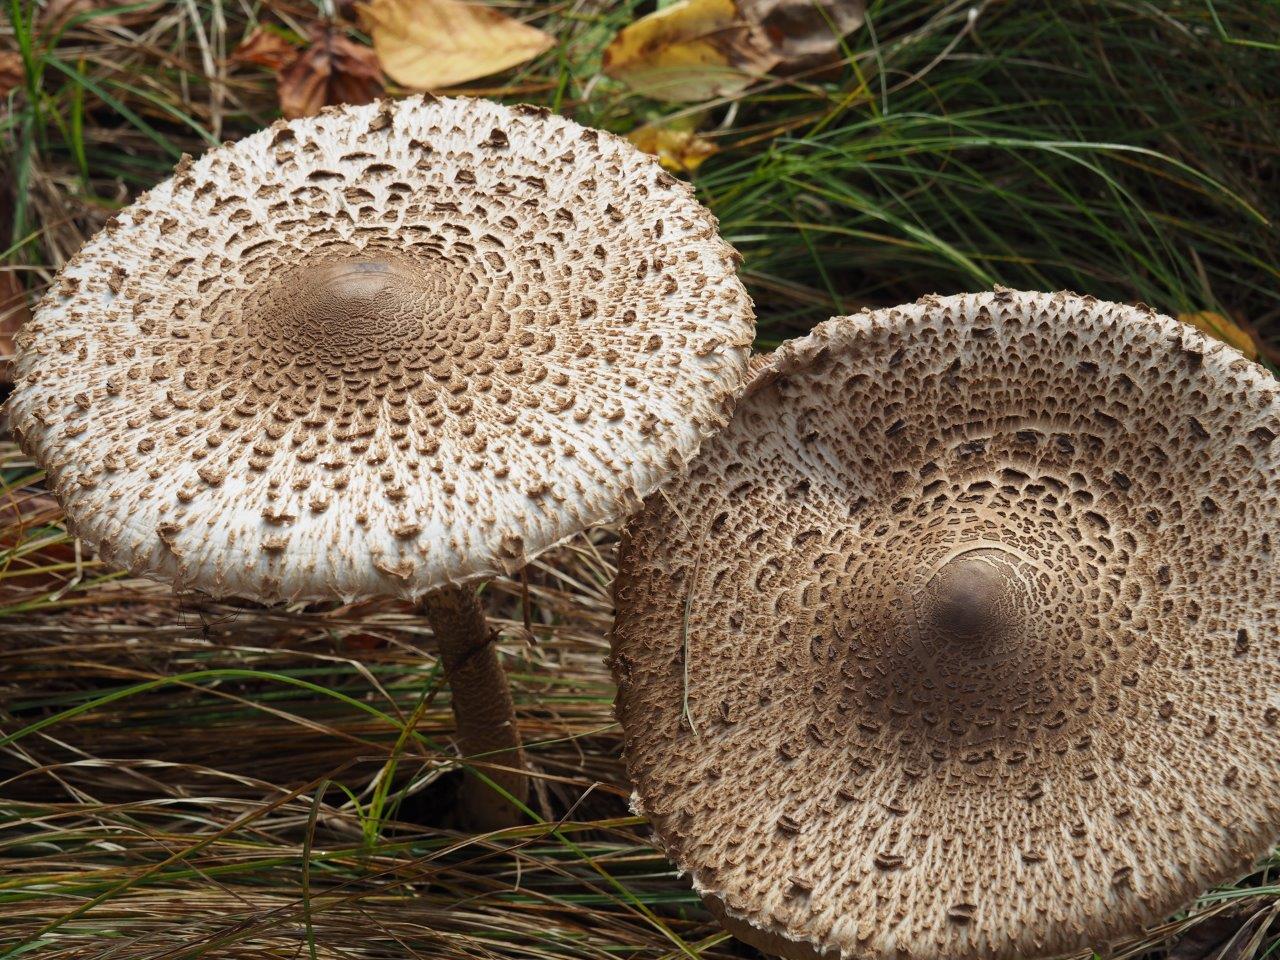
422 583 528 830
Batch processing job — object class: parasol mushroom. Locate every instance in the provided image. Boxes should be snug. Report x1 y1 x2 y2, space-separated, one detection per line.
9 95 754 829
611 289 1279 959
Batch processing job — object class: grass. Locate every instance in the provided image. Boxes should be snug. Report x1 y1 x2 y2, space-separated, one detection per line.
0 465 697 959
2 0 1280 957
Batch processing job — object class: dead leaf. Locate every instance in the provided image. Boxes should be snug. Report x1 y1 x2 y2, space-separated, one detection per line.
603 0 778 103
0 51 23 100
358 0 553 91
340 632 387 652
0 177 28 384
278 25 384 120
740 0 865 73
1168 901 1279 960
231 25 300 73
628 122 718 173
0 271 29 383
1178 310 1260 361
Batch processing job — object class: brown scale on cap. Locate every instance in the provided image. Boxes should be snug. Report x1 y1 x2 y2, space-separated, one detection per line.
9 96 753 603
612 290 1280 960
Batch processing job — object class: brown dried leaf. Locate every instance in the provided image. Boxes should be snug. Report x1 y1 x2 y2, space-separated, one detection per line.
231 25 300 73
358 0 553 91
0 51 23 100
278 26 384 120
603 0 778 103
1178 310 1260 361
340 632 387 652
740 0 865 73
0 271 29 383
1168 901 1279 960
627 122 718 173
0 177 27 384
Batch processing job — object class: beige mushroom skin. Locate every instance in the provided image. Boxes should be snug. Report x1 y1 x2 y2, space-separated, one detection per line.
10 95 754 829
612 290 1279 960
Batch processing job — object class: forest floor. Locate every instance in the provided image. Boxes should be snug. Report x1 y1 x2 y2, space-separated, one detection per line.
2 2 1279 958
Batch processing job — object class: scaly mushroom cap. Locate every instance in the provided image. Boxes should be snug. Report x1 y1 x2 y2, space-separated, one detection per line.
9 96 753 602
612 290 1280 960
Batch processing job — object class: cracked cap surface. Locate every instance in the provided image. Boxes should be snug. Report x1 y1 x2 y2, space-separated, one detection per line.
10 95 754 602
612 289 1280 960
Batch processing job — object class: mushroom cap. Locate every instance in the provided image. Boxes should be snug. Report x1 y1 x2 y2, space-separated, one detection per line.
612 290 1280 960
10 96 753 602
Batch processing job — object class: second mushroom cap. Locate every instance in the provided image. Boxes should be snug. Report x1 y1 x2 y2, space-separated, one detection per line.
612 289 1280 960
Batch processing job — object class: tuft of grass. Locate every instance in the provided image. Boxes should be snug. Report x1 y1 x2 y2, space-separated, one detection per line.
687 1 1280 348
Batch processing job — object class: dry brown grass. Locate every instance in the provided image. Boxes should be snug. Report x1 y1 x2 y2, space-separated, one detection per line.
3 428 1280 960
1 436 741 959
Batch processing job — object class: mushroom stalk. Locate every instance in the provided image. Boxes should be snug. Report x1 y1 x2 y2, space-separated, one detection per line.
421 583 528 830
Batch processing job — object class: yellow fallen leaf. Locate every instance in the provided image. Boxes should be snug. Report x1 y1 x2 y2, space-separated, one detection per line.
358 0 553 91
628 122 718 173
1178 310 1259 361
603 0 778 103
